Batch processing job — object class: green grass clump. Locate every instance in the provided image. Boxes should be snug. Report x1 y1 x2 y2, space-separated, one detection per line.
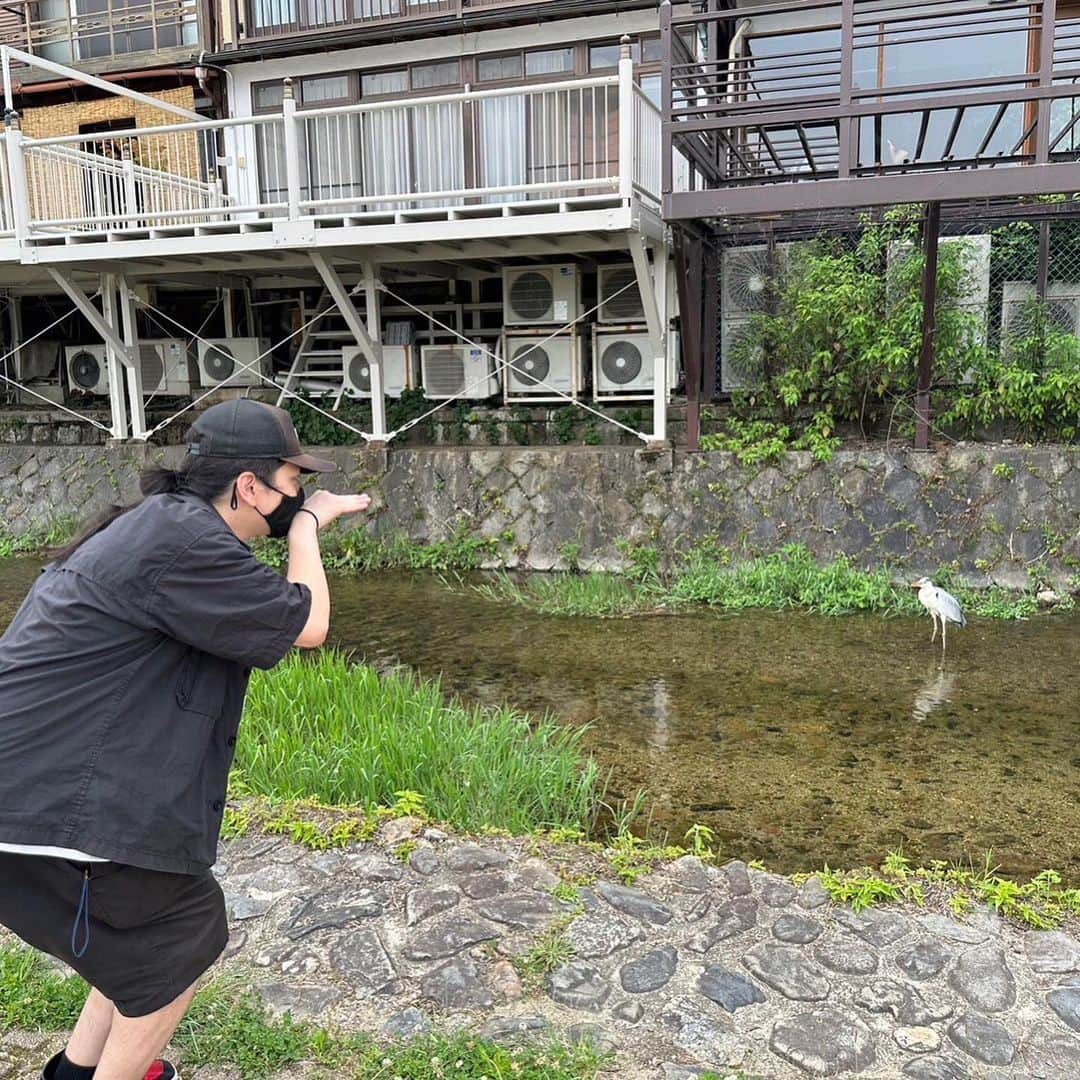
471 571 651 617
0 952 611 1080
0 948 87 1029
237 650 604 835
0 517 78 559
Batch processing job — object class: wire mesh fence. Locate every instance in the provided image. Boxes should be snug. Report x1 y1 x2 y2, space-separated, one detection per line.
711 197 1080 447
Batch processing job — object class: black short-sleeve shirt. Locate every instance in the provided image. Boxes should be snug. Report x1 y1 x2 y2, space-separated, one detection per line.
0 493 312 873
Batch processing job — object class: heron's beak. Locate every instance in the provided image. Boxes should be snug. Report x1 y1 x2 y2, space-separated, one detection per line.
909 582 921 589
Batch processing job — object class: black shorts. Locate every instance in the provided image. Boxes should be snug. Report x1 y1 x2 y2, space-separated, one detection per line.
0 853 228 1017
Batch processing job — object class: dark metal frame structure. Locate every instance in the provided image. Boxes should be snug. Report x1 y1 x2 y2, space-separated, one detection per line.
661 0 1080 448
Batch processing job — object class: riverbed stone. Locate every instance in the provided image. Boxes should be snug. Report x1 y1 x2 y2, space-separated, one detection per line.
769 1007 876 1075
383 1007 429 1040
329 929 396 994
855 978 952 1026
445 844 509 872
547 962 611 1011
834 906 913 947
947 1013 1015 1065
722 860 753 897
1026 930 1080 974
619 947 678 993
919 913 990 945
421 956 494 1010
461 871 514 899
478 1015 549 1042
1021 1023 1080 1076
345 850 406 883
797 876 831 910
226 893 272 921
896 938 953 980
894 1026 942 1053
408 845 440 876
772 913 823 944
661 998 747 1067
596 880 674 926
567 1023 618 1054
741 944 830 1001
667 855 715 892
257 982 341 1019
279 887 383 940
405 886 460 927
685 896 758 953
901 1055 969 1079
477 893 561 930
814 936 879 975
947 946 1016 1012
761 880 798 908
567 913 644 959
612 999 644 1024
697 966 767 1012
401 916 500 960
1046 986 1080 1031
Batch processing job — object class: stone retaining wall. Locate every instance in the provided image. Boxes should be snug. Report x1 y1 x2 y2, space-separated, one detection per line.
1 443 1078 587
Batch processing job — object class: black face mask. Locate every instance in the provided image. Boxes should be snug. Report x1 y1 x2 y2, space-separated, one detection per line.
258 480 306 539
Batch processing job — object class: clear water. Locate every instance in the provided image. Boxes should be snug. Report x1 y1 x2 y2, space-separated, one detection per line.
3 559 1078 879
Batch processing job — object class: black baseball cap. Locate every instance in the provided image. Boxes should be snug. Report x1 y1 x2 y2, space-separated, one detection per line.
186 399 337 473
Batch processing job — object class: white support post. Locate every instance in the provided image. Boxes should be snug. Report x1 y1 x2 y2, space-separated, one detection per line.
618 35 635 204
120 145 139 230
118 276 146 439
100 276 129 440
309 252 386 440
654 242 672 442
4 113 31 245
628 233 668 443
282 79 302 222
363 262 386 440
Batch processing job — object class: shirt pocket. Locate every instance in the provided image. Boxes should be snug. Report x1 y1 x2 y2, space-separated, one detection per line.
175 649 226 718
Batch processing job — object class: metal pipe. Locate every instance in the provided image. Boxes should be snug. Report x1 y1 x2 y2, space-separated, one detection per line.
726 18 752 106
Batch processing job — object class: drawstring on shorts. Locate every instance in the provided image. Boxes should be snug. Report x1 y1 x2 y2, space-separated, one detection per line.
71 868 90 958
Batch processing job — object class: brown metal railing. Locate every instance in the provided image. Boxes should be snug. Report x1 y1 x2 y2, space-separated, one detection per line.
661 0 1080 217
0 0 200 67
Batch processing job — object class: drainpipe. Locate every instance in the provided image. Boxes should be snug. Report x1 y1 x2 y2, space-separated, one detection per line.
726 19 752 105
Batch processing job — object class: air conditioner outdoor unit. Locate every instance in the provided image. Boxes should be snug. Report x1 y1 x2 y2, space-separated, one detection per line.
503 265 580 325
1000 281 1080 341
197 338 269 388
65 344 109 395
342 345 417 399
598 264 645 324
14 340 61 382
420 343 500 399
720 314 766 392
593 328 658 398
502 332 582 402
139 338 191 396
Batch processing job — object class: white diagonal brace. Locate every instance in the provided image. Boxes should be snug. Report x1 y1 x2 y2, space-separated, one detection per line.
101 276 128 440
2 47 200 120
48 269 134 367
628 232 668 442
309 252 386 439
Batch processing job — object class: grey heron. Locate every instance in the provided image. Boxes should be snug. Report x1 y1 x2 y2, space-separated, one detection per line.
911 577 966 655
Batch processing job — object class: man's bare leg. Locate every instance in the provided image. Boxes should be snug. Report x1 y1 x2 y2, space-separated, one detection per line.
93 982 199 1080
64 987 115 1066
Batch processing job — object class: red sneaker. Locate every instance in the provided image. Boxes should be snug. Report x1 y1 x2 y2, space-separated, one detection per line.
41 1052 180 1080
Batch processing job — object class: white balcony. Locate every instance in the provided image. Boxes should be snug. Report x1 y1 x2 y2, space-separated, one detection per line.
1 61 663 272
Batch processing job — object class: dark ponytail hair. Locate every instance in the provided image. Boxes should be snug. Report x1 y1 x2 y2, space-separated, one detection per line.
50 454 284 563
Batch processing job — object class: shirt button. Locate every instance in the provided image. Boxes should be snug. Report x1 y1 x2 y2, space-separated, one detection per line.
212 800 224 812
226 736 236 748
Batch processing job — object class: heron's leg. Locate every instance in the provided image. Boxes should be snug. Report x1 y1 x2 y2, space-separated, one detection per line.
930 612 937 643
941 619 947 655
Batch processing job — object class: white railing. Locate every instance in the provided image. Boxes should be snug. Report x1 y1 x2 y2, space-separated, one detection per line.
2 53 660 241
290 76 622 214
0 132 12 236
633 86 662 210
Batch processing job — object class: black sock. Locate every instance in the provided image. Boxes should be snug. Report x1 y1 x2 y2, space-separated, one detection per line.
53 1052 96 1080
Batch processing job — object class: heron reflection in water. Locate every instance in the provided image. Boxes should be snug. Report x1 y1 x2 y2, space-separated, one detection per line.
912 666 957 722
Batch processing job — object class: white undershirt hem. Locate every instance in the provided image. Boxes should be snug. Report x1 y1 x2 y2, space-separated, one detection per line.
0 842 108 862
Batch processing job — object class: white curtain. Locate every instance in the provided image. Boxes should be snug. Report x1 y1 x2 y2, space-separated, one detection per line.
478 96 526 203
362 108 411 210
412 102 464 204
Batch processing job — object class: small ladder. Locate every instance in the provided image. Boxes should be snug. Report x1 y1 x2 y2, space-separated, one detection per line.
275 288 353 407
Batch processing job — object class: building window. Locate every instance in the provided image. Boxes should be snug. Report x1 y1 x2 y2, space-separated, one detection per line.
477 54 522 82
361 69 408 98
252 81 284 112
589 41 640 70
525 48 574 77
411 60 461 90
300 74 355 105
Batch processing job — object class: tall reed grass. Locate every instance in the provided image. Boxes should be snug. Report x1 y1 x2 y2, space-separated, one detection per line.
238 650 604 834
